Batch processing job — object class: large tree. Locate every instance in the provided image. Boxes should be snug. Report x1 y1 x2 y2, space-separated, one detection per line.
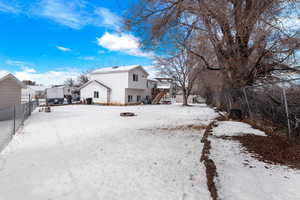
127 0 300 88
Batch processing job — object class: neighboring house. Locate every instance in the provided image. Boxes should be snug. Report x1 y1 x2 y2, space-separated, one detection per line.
46 85 79 104
151 78 176 104
21 85 49 103
0 73 25 110
80 65 153 105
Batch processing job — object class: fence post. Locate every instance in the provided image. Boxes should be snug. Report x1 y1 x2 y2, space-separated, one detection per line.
13 105 16 135
243 88 251 118
282 88 291 139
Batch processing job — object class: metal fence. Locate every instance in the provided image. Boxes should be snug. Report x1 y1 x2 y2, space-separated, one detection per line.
0 101 38 151
205 79 300 141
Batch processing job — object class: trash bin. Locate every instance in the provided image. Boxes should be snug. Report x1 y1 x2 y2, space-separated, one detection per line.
86 98 93 105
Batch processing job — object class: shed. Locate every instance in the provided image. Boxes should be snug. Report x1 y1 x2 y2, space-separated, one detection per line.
0 73 25 109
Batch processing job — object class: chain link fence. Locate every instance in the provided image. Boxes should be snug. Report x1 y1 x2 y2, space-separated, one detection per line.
0 101 38 152
205 79 300 142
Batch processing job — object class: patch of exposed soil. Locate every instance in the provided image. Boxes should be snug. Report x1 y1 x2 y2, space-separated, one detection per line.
201 122 219 200
232 134 300 169
150 124 208 131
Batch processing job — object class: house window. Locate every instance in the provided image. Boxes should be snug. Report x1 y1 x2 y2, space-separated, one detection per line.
94 91 99 98
133 74 138 82
128 95 133 102
137 95 141 102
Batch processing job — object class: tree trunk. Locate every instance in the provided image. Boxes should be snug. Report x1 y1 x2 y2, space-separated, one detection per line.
182 89 189 106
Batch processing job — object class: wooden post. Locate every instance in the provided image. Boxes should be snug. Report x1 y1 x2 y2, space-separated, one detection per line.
283 88 291 139
243 88 251 118
13 105 16 135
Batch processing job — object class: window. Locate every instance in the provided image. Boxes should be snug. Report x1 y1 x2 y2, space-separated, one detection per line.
94 91 99 98
128 95 133 102
137 95 141 102
133 74 138 82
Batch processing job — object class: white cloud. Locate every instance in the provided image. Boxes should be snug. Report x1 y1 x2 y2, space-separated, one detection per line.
0 70 10 78
0 1 20 14
33 0 121 30
94 7 121 30
57 46 71 52
35 0 89 29
5 59 33 69
97 32 154 58
13 68 80 85
3 59 80 85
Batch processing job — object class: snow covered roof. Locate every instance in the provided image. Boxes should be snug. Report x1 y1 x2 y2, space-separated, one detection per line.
27 85 50 91
79 80 111 90
91 65 149 75
0 73 25 88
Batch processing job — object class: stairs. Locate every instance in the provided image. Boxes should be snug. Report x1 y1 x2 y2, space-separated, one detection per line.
152 91 167 104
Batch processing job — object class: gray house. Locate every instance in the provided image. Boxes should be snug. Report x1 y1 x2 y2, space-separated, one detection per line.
0 73 24 110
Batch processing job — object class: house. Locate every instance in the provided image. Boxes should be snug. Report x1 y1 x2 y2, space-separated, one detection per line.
21 85 49 103
80 65 155 105
0 73 25 110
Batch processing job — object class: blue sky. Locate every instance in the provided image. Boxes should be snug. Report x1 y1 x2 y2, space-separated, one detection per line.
0 0 154 85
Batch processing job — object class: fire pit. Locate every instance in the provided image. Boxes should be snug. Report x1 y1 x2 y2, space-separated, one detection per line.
120 112 136 117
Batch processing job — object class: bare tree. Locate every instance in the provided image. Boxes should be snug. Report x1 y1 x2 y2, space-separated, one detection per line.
64 78 75 87
77 69 93 86
156 46 201 105
126 0 300 89
77 74 89 86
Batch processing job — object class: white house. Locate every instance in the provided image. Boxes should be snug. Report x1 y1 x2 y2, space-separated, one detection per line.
0 73 25 110
80 65 153 105
21 85 49 103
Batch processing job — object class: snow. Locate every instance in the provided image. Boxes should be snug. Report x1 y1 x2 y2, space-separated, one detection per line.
0 120 13 151
210 121 300 200
213 121 266 137
0 104 218 200
91 65 144 74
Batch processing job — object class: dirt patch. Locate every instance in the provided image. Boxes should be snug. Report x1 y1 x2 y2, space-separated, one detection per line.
201 122 219 200
232 134 300 169
157 124 208 131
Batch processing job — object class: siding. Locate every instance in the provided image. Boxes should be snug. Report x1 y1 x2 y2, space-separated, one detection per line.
128 68 148 89
90 72 128 104
0 78 22 109
80 82 109 104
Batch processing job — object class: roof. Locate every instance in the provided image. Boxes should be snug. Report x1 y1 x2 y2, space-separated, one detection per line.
91 65 149 75
0 71 9 79
27 85 50 91
79 80 111 90
0 73 25 88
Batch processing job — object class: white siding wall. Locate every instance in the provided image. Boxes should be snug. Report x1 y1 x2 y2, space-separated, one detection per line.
90 72 128 104
80 82 109 104
125 89 145 104
21 88 36 103
128 68 148 89
0 78 22 109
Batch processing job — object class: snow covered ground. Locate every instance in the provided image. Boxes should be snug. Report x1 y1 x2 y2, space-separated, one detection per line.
210 121 300 200
0 120 13 151
0 104 218 200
